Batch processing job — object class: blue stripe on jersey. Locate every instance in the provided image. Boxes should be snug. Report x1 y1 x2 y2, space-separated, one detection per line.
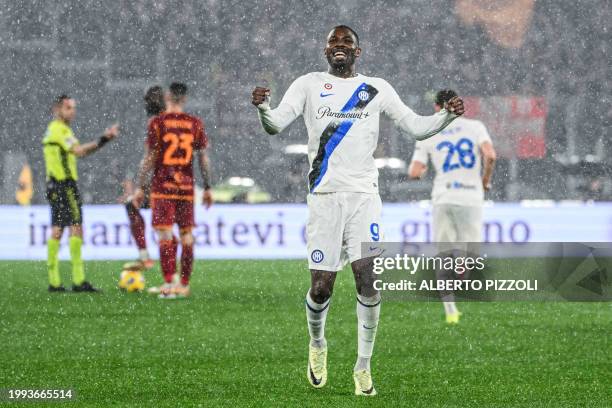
310 82 369 192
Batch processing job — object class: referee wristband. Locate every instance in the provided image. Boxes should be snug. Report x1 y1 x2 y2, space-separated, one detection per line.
98 135 111 148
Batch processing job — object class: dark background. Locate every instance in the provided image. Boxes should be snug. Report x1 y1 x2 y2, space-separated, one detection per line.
0 0 609 203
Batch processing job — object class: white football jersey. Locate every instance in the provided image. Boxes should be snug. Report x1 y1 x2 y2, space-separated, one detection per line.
257 72 457 193
411 117 492 206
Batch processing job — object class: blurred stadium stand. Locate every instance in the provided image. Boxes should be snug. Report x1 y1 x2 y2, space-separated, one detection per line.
0 0 609 204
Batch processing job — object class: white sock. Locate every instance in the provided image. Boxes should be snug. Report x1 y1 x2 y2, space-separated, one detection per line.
172 273 180 285
139 249 149 261
355 293 381 372
443 301 458 316
305 290 330 348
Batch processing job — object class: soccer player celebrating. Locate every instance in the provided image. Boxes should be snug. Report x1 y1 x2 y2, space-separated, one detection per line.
43 94 119 292
409 89 496 324
123 85 166 270
251 26 464 395
133 82 213 299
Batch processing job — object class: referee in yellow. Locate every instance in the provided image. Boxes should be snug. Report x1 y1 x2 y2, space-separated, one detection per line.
43 94 119 292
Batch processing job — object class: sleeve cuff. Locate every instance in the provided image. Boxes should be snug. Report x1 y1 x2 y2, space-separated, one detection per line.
257 102 271 111
440 108 458 119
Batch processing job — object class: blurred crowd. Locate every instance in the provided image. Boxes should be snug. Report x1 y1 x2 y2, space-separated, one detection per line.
0 0 609 203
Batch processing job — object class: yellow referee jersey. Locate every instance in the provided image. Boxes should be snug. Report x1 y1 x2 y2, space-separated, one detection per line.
43 119 79 181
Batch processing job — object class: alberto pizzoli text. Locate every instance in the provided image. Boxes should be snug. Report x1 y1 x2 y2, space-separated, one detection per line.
373 279 538 292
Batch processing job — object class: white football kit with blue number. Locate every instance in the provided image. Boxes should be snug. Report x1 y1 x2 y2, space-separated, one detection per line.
411 117 492 242
258 72 457 271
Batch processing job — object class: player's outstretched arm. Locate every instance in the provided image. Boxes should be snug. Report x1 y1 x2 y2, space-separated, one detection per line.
252 77 306 135
198 149 213 209
132 146 157 208
480 141 497 191
252 86 296 135
383 82 465 141
72 123 119 157
398 96 464 141
71 124 120 157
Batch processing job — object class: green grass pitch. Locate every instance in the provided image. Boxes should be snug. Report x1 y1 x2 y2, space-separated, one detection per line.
1 260 610 407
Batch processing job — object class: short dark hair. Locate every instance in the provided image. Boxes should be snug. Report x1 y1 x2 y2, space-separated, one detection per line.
331 25 359 46
144 85 165 116
169 82 188 101
435 89 458 107
54 94 71 106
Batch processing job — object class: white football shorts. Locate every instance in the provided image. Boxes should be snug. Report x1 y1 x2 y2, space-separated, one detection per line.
307 192 383 272
432 204 483 243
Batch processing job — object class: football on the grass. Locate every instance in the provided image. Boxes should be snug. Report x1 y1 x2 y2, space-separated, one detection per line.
119 270 145 292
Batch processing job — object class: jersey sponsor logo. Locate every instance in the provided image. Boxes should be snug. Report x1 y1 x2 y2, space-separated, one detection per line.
316 106 370 120
441 126 463 135
324 83 333 90
447 181 477 190
311 249 324 263
320 92 334 98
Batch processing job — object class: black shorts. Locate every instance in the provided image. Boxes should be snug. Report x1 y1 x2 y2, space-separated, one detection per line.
46 179 83 227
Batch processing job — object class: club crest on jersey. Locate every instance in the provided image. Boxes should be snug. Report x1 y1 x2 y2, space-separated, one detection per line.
324 83 333 90
311 249 324 263
358 90 370 101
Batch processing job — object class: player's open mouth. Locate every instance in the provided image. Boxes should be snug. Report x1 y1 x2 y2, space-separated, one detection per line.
330 48 349 60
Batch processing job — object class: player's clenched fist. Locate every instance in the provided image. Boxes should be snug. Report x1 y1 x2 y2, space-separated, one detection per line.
445 96 465 116
251 87 271 107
